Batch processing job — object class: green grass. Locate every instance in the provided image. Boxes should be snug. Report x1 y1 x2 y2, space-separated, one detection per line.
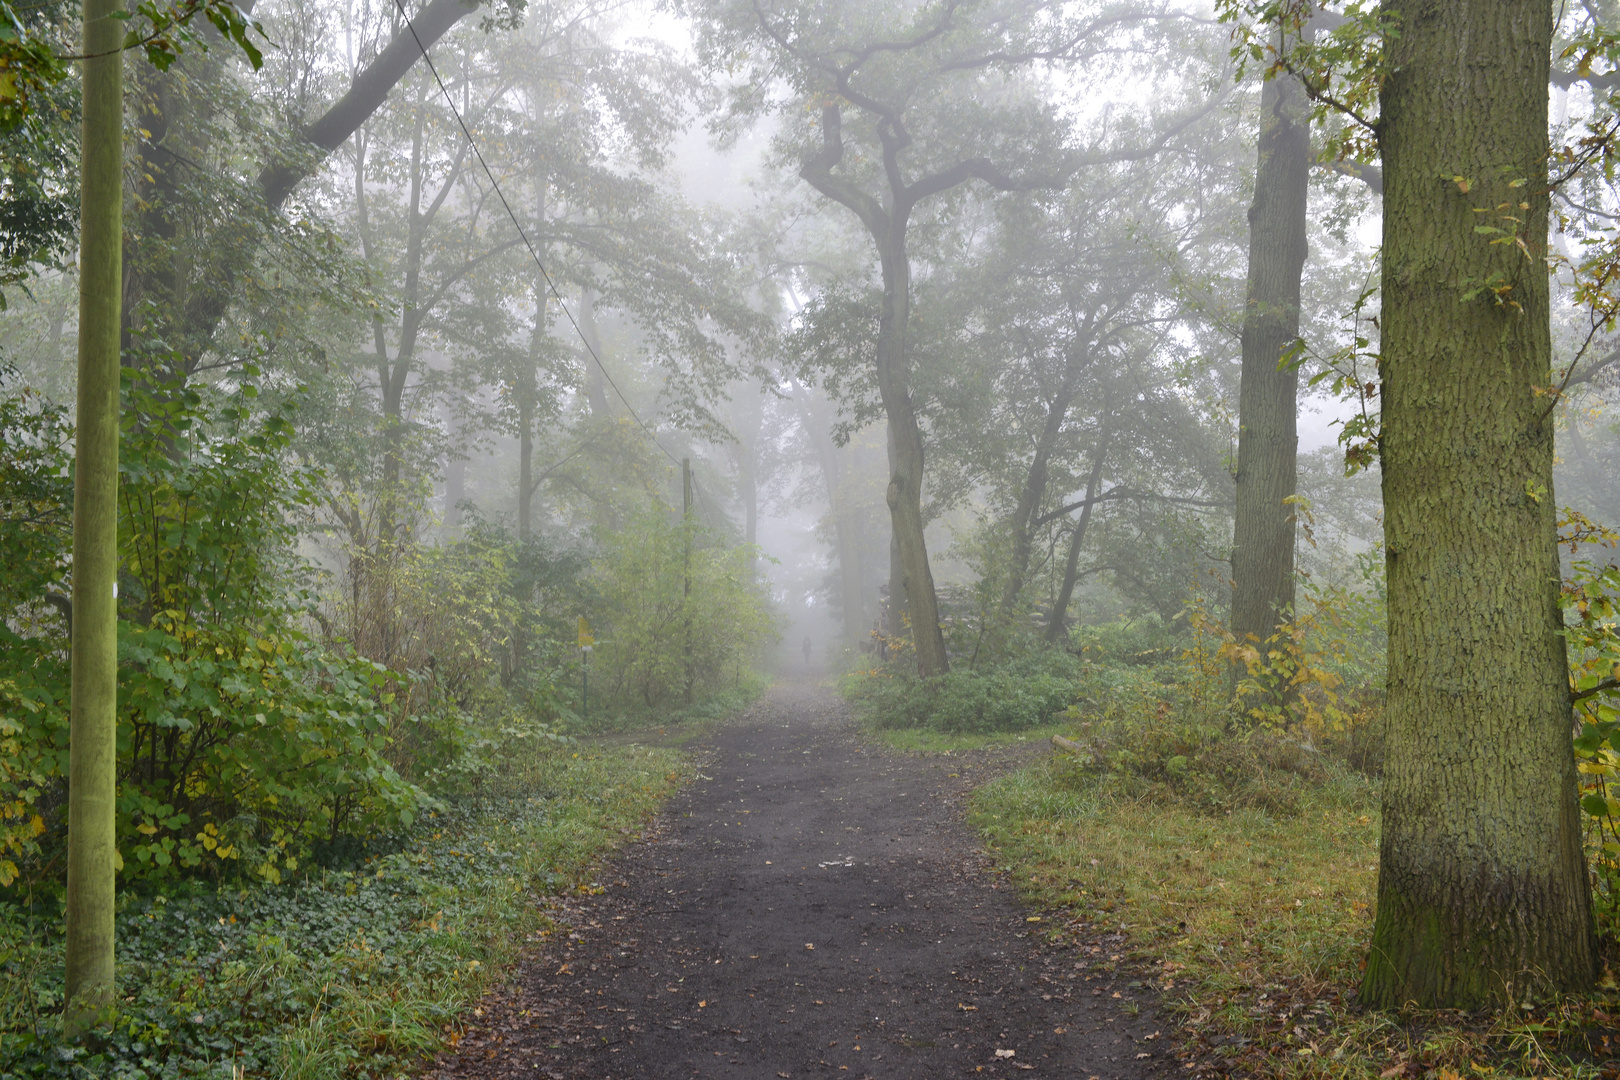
0 744 686 1080
972 754 1620 1078
973 757 1379 991
865 717 1075 754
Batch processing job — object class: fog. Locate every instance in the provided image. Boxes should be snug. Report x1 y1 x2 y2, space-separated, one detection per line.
4 0 1618 680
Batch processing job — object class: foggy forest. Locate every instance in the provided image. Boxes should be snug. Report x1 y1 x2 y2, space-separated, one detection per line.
4 0 1620 1075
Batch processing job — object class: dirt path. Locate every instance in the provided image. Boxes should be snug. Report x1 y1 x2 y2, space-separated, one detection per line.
428 677 1167 1080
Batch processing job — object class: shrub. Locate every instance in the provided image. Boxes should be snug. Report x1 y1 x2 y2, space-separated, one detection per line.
589 506 776 716
848 650 1082 734
0 373 428 890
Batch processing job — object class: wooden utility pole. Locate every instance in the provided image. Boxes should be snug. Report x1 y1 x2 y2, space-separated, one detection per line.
683 458 693 705
65 0 124 1036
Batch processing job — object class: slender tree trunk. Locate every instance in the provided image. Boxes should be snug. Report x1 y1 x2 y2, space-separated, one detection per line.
731 383 764 572
884 418 905 636
877 241 948 675
1230 54 1309 646
1000 336 1091 624
1045 449 1107 644
444 449 465 527
64 0 123 1034
796 388 868 641
1362 0 1595 1008
579 285 610 418
837 507 867 643
443 405 465 527
518 176 550 544
517 387 535 542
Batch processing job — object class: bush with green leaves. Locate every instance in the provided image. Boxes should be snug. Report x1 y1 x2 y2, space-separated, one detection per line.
589 506 776 715
0 744 683 1080
846 649 1084 734
0 371 428 890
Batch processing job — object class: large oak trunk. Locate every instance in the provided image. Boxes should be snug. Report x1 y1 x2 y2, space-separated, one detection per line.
1363 0 1595 1008
1230 58 1308 645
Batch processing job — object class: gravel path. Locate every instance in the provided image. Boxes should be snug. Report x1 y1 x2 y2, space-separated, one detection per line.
426 676 1167 1080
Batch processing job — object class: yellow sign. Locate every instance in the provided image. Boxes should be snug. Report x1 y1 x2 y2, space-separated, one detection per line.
577 616 594 649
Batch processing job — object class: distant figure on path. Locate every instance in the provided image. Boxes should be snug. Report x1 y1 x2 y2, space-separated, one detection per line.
802 636 813 665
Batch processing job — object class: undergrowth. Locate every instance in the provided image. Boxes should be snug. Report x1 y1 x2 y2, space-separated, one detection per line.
964 588 1620 1079
0 745 685 1080
569 673 767 737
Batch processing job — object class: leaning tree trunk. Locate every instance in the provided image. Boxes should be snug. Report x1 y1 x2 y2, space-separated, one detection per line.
64 0 123 1035
877 242 949 676
1362 0 1595 1008
1000 339 1089 627
1230 58 1309 646
1044 449 1107 643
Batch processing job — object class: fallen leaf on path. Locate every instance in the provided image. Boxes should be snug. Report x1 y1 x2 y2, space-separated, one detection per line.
995 1049 1016 1059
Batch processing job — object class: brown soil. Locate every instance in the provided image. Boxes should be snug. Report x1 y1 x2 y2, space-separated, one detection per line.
425 676 1167 1079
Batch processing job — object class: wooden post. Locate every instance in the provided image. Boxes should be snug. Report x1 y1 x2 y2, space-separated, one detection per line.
65 0 124 1035
683 458 692 705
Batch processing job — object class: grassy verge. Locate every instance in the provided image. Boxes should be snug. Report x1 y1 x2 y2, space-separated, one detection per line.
867 720 1073 754
0 744 685 1080
973 754 1620 1078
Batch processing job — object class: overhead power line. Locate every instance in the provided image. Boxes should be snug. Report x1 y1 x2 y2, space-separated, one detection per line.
387 0 681 470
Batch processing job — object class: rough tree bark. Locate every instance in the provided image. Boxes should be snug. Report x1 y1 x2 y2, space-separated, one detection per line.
64 0 123 1035
1230 54 1309 646
1362 0 1595 1008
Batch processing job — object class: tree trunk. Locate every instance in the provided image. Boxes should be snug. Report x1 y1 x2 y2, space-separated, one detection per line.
364 104 428 547
1000 335 1092 625
884 418 906 636
579 285 610 418
795 387 868 641
1045 449 1107 644
1230 55 1309 646
1362 0 1595 1008
64 0 122 1035
517 387 535 542
444 441 465 527
519 179 550 544
118 0 475 376
877 241 948 676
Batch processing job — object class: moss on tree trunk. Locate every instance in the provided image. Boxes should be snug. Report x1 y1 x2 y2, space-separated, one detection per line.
1363 0 1595 1008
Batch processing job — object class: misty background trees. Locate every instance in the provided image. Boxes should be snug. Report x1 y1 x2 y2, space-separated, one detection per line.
7 0 1620 1044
